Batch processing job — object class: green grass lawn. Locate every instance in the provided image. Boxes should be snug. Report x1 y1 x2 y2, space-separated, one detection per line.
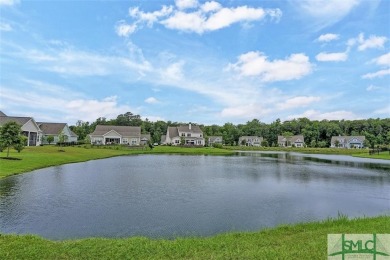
0 145 233 179
1 215 388 259
353 151 390 160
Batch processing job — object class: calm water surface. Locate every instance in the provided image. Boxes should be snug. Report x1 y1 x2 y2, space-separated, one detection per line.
0 153 389 239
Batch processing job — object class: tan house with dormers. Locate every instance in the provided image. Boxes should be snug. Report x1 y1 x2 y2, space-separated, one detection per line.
278 135 305 147
239 136 263 146
164 124 205 146
89 125 149 145
0 111 42 146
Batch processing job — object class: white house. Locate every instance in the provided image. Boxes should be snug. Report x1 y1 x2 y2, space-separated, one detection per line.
0 111 42 146
164 124 205 146
38 122 78 144
278 135 305 147
89 125 149 145
208 136 223 146
330 136 365 149
238 136 263 146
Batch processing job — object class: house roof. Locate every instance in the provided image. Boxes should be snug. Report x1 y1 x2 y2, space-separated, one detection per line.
239 136 261 139
167 126 179 139
37 122 67 135
90 125 141 137
160 135 166 143
331 136 365 143
177 124 203 134
278 135 304 143
0 111 6 116
141 134 150 141
208 136 223 142
0 116 32 127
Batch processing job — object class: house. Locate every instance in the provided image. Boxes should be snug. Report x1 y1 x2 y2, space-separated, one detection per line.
160 135 166 145
89 125 149 145
278 135 305 147
37 122 78 144
330 136 365 149
238 136 263 146
0 111 42 146
164 124 205 146
208 136 223 146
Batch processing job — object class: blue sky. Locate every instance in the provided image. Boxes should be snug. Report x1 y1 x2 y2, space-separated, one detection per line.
0 0 389 125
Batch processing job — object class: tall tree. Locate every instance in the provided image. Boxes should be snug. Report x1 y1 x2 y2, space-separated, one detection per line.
0 121 23 157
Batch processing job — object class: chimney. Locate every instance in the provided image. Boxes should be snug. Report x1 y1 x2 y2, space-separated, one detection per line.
189 123 191 130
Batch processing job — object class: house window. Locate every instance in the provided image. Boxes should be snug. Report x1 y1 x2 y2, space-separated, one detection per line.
123 138 128 144
175 140 179 144
187 133 191 137
181 133 185 137
131 139 137 145
200 134 202 137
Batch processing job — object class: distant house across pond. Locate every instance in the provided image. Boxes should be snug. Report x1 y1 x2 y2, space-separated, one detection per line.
38 122 78 144
238 136 263 146
89 125 149 145
208 136 223 146
0 111 42 146
330 136 365 149
278 135 305 147
164 124 205 146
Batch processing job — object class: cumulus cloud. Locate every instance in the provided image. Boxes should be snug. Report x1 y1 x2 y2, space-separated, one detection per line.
0 22 12 31
371 52 390 67
115 20 137 37
144 97 160 104
317 33 339 42
277 96 321 110
175 0 198 10
119 2 281 35
315 52 347 62
287 109 359 120
161 61 185 81
362 69 390 79
356 33 387 51
227 51 313 82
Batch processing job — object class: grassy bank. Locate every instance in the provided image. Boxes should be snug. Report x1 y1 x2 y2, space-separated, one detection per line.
353 151 390 160
224 146 370 155
0 145 233 179
1 215 388 259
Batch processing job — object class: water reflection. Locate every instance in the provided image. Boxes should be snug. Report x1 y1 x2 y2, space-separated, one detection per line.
0 153 389 240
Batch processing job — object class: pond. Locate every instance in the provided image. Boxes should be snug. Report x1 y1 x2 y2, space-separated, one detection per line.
0 153 389 240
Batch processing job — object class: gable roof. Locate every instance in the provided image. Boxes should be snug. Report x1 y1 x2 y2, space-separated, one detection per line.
0 111 6 116
208 136 223 142
90 125 141 137
331 136 365 143
177 124 203 134
167 126 179 139
278 135 304 143
37 122 67 135
0 116 32 127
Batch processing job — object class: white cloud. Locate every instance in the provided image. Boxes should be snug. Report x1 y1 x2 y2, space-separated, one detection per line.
371 52 390 67
0 0 19 6
357 33 387 51
277 96 321 110
296 0 360 29
115 20 137 37
0 22 12 31
161 61 185 81
175 0 198 10
227 51 312 82
362 69 390 79
221 103 272 118
287 109 359 120
366 85 381 91
144 97 160 104
315 52 348 62
121 3 281 35
317 33 339 42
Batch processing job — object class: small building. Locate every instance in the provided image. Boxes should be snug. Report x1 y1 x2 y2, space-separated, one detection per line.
238 136 263 146
0 111 42 146
38 122 78 144
89 125 148 145
278 135 305 147
208 136 223 146
330 136 365 149
164 124 205 146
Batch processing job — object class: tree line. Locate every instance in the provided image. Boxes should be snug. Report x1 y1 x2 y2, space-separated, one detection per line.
69 112 390 148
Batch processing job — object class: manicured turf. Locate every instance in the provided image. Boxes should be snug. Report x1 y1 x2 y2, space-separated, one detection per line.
0 145 233 179
353 151 390 160
0 215 388 259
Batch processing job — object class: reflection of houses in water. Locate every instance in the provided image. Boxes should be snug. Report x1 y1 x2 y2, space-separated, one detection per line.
330 136 365 149
0 111 42 146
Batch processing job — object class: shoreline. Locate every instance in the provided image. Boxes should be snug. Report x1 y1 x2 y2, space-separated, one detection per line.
1 215 388 259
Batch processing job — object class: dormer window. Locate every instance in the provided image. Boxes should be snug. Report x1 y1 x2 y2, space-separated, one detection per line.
187 133 191 137
181 133 185 137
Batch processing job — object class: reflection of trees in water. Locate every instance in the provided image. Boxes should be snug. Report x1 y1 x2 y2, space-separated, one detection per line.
0 177 18 197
